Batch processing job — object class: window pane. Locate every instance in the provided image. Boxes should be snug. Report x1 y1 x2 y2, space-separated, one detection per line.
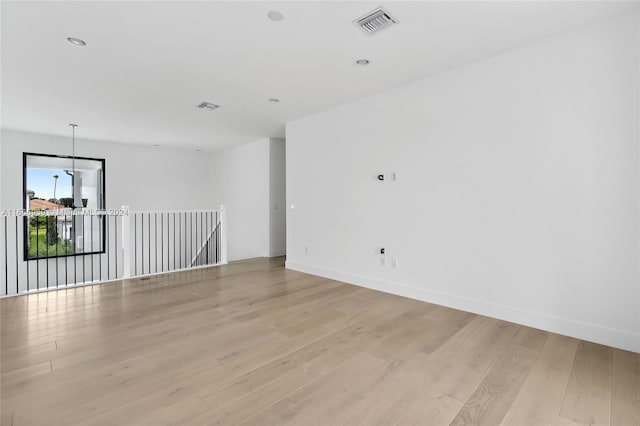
24 153 105 260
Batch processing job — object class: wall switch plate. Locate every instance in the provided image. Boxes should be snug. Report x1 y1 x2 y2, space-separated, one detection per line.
380 256 386 266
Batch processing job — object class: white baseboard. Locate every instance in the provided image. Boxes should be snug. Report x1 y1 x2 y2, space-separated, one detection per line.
285 261 640 353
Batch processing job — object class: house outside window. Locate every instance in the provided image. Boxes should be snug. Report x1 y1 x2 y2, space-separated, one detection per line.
23 153 105 260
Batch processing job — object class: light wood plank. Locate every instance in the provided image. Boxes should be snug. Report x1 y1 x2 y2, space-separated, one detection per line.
610 349 640 425
396 390 464 426
339 352 443 426
559 341 613 425
0 409 14 426
449 334 541 425
184 364 321 425
1 257 633 426
429 317 521 402
501 334 578 426
238 352 385 426
1 360 51 385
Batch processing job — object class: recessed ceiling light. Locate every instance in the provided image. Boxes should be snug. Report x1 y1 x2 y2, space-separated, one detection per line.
268 98 280 103
267 10 284 21
67 37 86 47
197 102 220 111
195 149 203 152
153 144 162 147
355 59 370 67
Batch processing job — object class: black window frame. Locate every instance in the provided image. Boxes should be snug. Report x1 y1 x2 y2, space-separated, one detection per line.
22 152 107 261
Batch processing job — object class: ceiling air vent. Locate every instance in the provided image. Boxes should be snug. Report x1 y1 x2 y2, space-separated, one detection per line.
197 102 220 111
353 7 398 36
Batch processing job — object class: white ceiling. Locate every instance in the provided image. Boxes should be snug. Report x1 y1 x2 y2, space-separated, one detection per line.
2 1 637 151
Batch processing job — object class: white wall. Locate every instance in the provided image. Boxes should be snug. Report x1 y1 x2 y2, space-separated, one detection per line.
209 138 270 261
269 138 286 257
286 12 640 352
0 129 213 210
207 137 286 261
0 128 217 294
1 129 285 274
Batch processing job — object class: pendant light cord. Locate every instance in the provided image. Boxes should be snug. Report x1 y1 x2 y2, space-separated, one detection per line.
69 124 78 208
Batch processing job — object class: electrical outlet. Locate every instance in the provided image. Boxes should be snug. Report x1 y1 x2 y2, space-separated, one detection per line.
391 172 397 181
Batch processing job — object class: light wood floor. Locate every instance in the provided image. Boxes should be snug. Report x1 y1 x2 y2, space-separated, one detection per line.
1 257 639 426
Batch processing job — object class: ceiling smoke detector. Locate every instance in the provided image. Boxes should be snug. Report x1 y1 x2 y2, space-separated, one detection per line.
267 10 284 22
353 7 398 36
196 102 220 111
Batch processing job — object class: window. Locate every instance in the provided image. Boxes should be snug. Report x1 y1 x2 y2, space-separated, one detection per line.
23 153 105 260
